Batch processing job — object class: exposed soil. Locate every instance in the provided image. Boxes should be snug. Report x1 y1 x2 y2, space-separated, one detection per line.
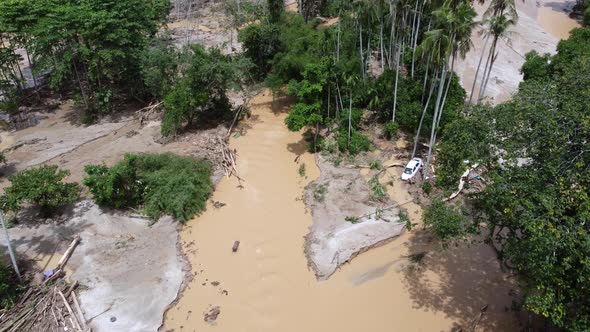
0 201 184 332
304 155 405 280
456 0 573 104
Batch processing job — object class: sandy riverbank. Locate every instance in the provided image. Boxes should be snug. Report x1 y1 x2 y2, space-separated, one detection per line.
456 0 579 104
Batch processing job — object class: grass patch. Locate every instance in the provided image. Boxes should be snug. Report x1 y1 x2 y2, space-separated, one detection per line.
313 184 327 202
345 215 361 224
298 163 306 177
0 263 24 309
83 153 213 223
368 174 387 202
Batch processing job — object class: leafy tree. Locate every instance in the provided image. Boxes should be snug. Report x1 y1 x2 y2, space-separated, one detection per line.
161 45 251 136
239 23 282 78
0 0 170 113
84 153 213 222
435 26 590 330
285 60 331 150
0 165 81 217
423 199 470 246
267 0 284 23
520 50 551 81
140 37 180 99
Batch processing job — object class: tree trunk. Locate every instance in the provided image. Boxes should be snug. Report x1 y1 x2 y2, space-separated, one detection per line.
380 16 385 72
424 64 447 178
410 1 419 79
392 37 402 122
437 56 456 128
469 33 491 104
337 11 341 62
359 23 365 80
348 92 353 148
477 37 496 103
421 53 431 103
412 69 437 159
480 45 498 103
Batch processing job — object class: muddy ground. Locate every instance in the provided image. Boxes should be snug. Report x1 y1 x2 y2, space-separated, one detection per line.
304 154 405 280
0 101 230 332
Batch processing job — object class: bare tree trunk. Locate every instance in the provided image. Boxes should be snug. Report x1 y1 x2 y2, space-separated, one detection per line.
412 69 437 159
421 53 431 103
392 37 402 122
359 24 365 80
424 64 447 177
348 92 353 147
380 17 385 72
365 28 371 76
337 12 341 62
477 37 496 103
437 56 455 129
480 46 498 103
469 33 491 104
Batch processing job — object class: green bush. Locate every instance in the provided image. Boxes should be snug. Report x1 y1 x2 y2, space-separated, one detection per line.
422 181 432 195
0 166 81 217
382 122 399 140
0 263 23 309
423 199 468 246
521 51 551 81
84 153 213 222
337 129 371 155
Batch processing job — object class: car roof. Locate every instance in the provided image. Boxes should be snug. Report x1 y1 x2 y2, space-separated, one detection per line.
406 159 419 167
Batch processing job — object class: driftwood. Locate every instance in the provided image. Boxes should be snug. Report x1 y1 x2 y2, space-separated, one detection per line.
226 105 246 138
442 164 479 202
345 163 405 169
0 236 89 332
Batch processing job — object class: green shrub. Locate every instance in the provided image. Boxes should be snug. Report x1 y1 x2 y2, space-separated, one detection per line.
84 153 213 222
423 199 468 246
521 51 551 81
382 122 399 140
422 181 432 195
298 163 306 177
0 263 23 309
337 129 371 155
313 184 327 202
368 174 386 202
0 166 81 217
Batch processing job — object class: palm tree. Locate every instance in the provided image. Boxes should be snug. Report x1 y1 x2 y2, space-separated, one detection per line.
419 0 475 177
477 13 515 102
474 0 517 103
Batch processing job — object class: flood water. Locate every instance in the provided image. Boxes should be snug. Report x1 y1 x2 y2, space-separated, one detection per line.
537 0 581 40
163 90 518 332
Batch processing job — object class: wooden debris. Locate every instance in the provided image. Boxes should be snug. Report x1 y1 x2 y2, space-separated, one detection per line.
203 306 220 323
232 241 240 252
0 235 88 332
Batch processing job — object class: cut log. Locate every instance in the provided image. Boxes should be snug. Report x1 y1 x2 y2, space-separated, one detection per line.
55 236 81 271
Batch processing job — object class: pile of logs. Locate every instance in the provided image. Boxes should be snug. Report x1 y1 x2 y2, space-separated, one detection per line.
192 133 241 183
0 236 89 332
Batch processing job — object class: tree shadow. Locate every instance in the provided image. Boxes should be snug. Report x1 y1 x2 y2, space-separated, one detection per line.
0 203 93 272
270 95 295 115
287 130 314 158
402 230 518 331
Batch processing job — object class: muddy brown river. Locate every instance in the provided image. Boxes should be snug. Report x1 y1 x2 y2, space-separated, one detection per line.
163 91 518 332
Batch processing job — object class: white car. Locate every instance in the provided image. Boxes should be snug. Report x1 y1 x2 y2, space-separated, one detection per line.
401 158 423 181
